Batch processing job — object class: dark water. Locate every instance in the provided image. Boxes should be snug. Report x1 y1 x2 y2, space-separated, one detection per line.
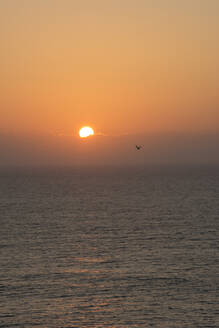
0 166 218 327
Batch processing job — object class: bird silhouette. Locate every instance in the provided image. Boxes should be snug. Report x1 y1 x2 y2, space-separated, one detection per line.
135 145 142 150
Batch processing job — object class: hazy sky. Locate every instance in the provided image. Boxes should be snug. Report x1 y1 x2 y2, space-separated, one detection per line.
0 1 219 165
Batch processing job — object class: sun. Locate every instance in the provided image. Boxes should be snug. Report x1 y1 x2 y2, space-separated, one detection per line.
79 126 94 138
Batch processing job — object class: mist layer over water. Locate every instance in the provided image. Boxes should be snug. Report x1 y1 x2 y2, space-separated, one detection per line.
0 166 218 327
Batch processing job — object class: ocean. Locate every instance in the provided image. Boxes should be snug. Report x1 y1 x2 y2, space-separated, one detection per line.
0 166 218 327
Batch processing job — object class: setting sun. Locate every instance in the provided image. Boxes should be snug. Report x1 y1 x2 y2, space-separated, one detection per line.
79 126 94 138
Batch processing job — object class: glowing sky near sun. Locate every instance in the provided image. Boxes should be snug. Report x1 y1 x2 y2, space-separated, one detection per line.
0 0 219 138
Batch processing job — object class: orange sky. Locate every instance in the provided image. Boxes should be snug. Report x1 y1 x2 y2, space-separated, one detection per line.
0 1 219 166
0 0 219 138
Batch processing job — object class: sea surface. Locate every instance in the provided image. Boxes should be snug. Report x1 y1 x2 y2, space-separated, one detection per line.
0 166 218 328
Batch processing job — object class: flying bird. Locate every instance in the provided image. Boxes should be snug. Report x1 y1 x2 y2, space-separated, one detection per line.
135 145 142 150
